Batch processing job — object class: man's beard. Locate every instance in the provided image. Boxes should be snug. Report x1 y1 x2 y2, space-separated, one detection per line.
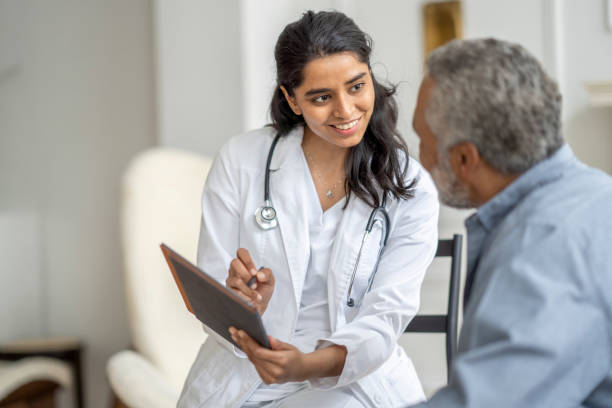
430 153 476 209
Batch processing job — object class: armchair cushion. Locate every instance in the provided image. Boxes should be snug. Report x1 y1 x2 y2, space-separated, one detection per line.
108 147 214 405
107 350 178 408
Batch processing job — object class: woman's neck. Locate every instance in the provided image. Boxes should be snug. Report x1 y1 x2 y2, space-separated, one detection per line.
301 126 349 174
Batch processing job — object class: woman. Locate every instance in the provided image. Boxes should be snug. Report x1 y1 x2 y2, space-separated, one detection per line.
179 10 439 408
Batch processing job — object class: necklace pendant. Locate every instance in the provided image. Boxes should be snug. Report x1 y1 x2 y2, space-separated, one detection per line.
326 190 333 198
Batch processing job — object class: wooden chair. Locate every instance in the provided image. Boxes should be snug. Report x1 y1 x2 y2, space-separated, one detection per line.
404 234 463 379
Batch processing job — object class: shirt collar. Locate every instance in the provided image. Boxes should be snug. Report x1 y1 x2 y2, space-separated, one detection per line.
466 144 577 232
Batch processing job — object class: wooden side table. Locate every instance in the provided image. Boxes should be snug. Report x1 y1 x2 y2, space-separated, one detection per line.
0 337 84 408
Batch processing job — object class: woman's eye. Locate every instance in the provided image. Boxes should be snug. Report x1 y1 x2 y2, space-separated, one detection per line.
351 83 364 92
313 95 329 103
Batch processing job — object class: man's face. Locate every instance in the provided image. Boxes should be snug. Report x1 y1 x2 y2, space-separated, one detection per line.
413 76 475 209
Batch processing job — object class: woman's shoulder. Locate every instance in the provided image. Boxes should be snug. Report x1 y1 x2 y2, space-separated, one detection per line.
393 148 437 197
407 157 436 193
396 154 439 212
217 126 277 169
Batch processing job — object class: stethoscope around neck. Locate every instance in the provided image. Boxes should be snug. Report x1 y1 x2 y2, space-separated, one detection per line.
254 133 282 230
254 133 391 308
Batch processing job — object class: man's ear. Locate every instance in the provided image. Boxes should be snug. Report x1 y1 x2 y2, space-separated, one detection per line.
448 142 481 183
280 86 301 116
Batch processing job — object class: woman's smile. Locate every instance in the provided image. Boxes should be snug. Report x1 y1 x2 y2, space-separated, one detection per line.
329 117 362 135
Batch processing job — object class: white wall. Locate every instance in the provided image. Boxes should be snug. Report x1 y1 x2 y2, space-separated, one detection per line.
562 0 612 175
0 213 44 341
0 1 156 407
240 0 338 131
154 0 243 156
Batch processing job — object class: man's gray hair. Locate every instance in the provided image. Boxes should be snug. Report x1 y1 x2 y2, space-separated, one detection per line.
425 38 563 174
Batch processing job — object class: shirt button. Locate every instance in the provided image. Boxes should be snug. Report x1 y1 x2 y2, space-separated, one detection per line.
374 394 383 404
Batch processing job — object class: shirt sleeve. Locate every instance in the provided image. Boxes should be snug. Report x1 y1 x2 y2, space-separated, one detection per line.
310 172 440 389
196 141 246 356
414 223 611 407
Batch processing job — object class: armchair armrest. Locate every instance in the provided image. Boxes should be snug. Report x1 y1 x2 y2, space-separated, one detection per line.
0 357 72 401
0 337 83 408
107 350 180 408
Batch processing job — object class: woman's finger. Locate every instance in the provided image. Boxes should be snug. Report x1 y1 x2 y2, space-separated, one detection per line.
227 259 261 301
255 366 277 385
229 257 251 281
237 248 258 277
226 280 254 303
238 331 287 364
255 267 274 284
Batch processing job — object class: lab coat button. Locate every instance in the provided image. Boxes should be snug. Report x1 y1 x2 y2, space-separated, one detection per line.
374 394 383 404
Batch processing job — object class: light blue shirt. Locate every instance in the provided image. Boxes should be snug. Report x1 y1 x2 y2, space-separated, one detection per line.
416 145 612 408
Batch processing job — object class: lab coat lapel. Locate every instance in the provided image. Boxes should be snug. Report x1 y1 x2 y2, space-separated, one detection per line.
327 195 373 329
268 128 310 309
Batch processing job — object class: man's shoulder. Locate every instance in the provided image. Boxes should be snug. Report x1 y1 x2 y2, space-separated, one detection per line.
487 164 612 295
513 163 612 229
486 162 612 265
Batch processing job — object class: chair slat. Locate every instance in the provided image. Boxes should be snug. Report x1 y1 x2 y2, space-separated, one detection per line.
405 315 447 333
403 234 463 382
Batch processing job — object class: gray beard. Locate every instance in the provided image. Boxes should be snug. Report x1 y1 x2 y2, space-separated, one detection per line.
430 156 476 209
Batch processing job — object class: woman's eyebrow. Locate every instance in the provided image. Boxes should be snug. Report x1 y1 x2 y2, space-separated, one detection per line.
345 72 367 84
304 72 368 97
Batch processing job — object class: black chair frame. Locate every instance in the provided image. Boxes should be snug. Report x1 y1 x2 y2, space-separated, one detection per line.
404 234 463 379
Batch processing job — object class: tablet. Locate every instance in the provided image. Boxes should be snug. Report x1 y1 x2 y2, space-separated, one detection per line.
160 243 270 349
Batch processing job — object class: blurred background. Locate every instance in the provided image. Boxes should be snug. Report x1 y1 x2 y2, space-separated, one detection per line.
1 0 610 407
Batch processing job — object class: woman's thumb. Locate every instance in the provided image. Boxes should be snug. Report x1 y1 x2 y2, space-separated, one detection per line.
269 336 290 350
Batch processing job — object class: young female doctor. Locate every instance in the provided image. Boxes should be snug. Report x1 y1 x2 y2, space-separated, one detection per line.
178 10 439 408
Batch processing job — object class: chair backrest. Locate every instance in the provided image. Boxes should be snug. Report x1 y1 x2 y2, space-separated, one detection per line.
120 147 213 392
404 234 463 379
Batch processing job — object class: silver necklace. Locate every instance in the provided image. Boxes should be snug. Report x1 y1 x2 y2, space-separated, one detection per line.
304 150 345 199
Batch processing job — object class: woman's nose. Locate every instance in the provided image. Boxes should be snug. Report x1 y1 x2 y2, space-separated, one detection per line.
333 94 353 119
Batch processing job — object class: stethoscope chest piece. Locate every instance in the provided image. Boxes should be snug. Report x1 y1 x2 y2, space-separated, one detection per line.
255 200 278 230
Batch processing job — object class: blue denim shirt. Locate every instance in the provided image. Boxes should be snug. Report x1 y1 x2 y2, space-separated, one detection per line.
415 145 612 408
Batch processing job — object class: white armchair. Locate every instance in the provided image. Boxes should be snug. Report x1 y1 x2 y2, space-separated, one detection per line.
0 357 72 407
107 147 213 408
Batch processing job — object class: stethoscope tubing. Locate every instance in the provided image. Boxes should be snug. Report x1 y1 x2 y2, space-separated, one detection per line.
346 210 389 308
263 133 282 203
255 132 390 308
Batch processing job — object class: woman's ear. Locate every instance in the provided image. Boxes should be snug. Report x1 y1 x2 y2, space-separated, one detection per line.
280 86 301 116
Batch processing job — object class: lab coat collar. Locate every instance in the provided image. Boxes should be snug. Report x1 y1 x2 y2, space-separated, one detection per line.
267 125 305 171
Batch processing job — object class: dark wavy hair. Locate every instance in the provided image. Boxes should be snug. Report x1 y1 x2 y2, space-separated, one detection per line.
269 10 415 208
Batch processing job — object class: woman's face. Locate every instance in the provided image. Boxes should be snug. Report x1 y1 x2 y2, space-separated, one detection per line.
282 52 375 149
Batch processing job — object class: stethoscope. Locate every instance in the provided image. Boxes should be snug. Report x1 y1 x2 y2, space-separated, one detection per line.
254 133 390 308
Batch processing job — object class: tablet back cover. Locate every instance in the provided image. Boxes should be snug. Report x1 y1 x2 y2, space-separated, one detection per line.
160 243 270 349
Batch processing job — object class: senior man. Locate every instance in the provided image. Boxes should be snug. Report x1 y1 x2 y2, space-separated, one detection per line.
411 38 612 407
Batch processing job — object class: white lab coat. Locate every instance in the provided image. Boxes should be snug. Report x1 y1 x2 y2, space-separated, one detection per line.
178 126 439 408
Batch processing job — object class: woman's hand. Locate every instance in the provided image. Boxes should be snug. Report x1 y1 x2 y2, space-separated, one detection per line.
229 328 308 384
228 328 347 384
226 248 274 314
